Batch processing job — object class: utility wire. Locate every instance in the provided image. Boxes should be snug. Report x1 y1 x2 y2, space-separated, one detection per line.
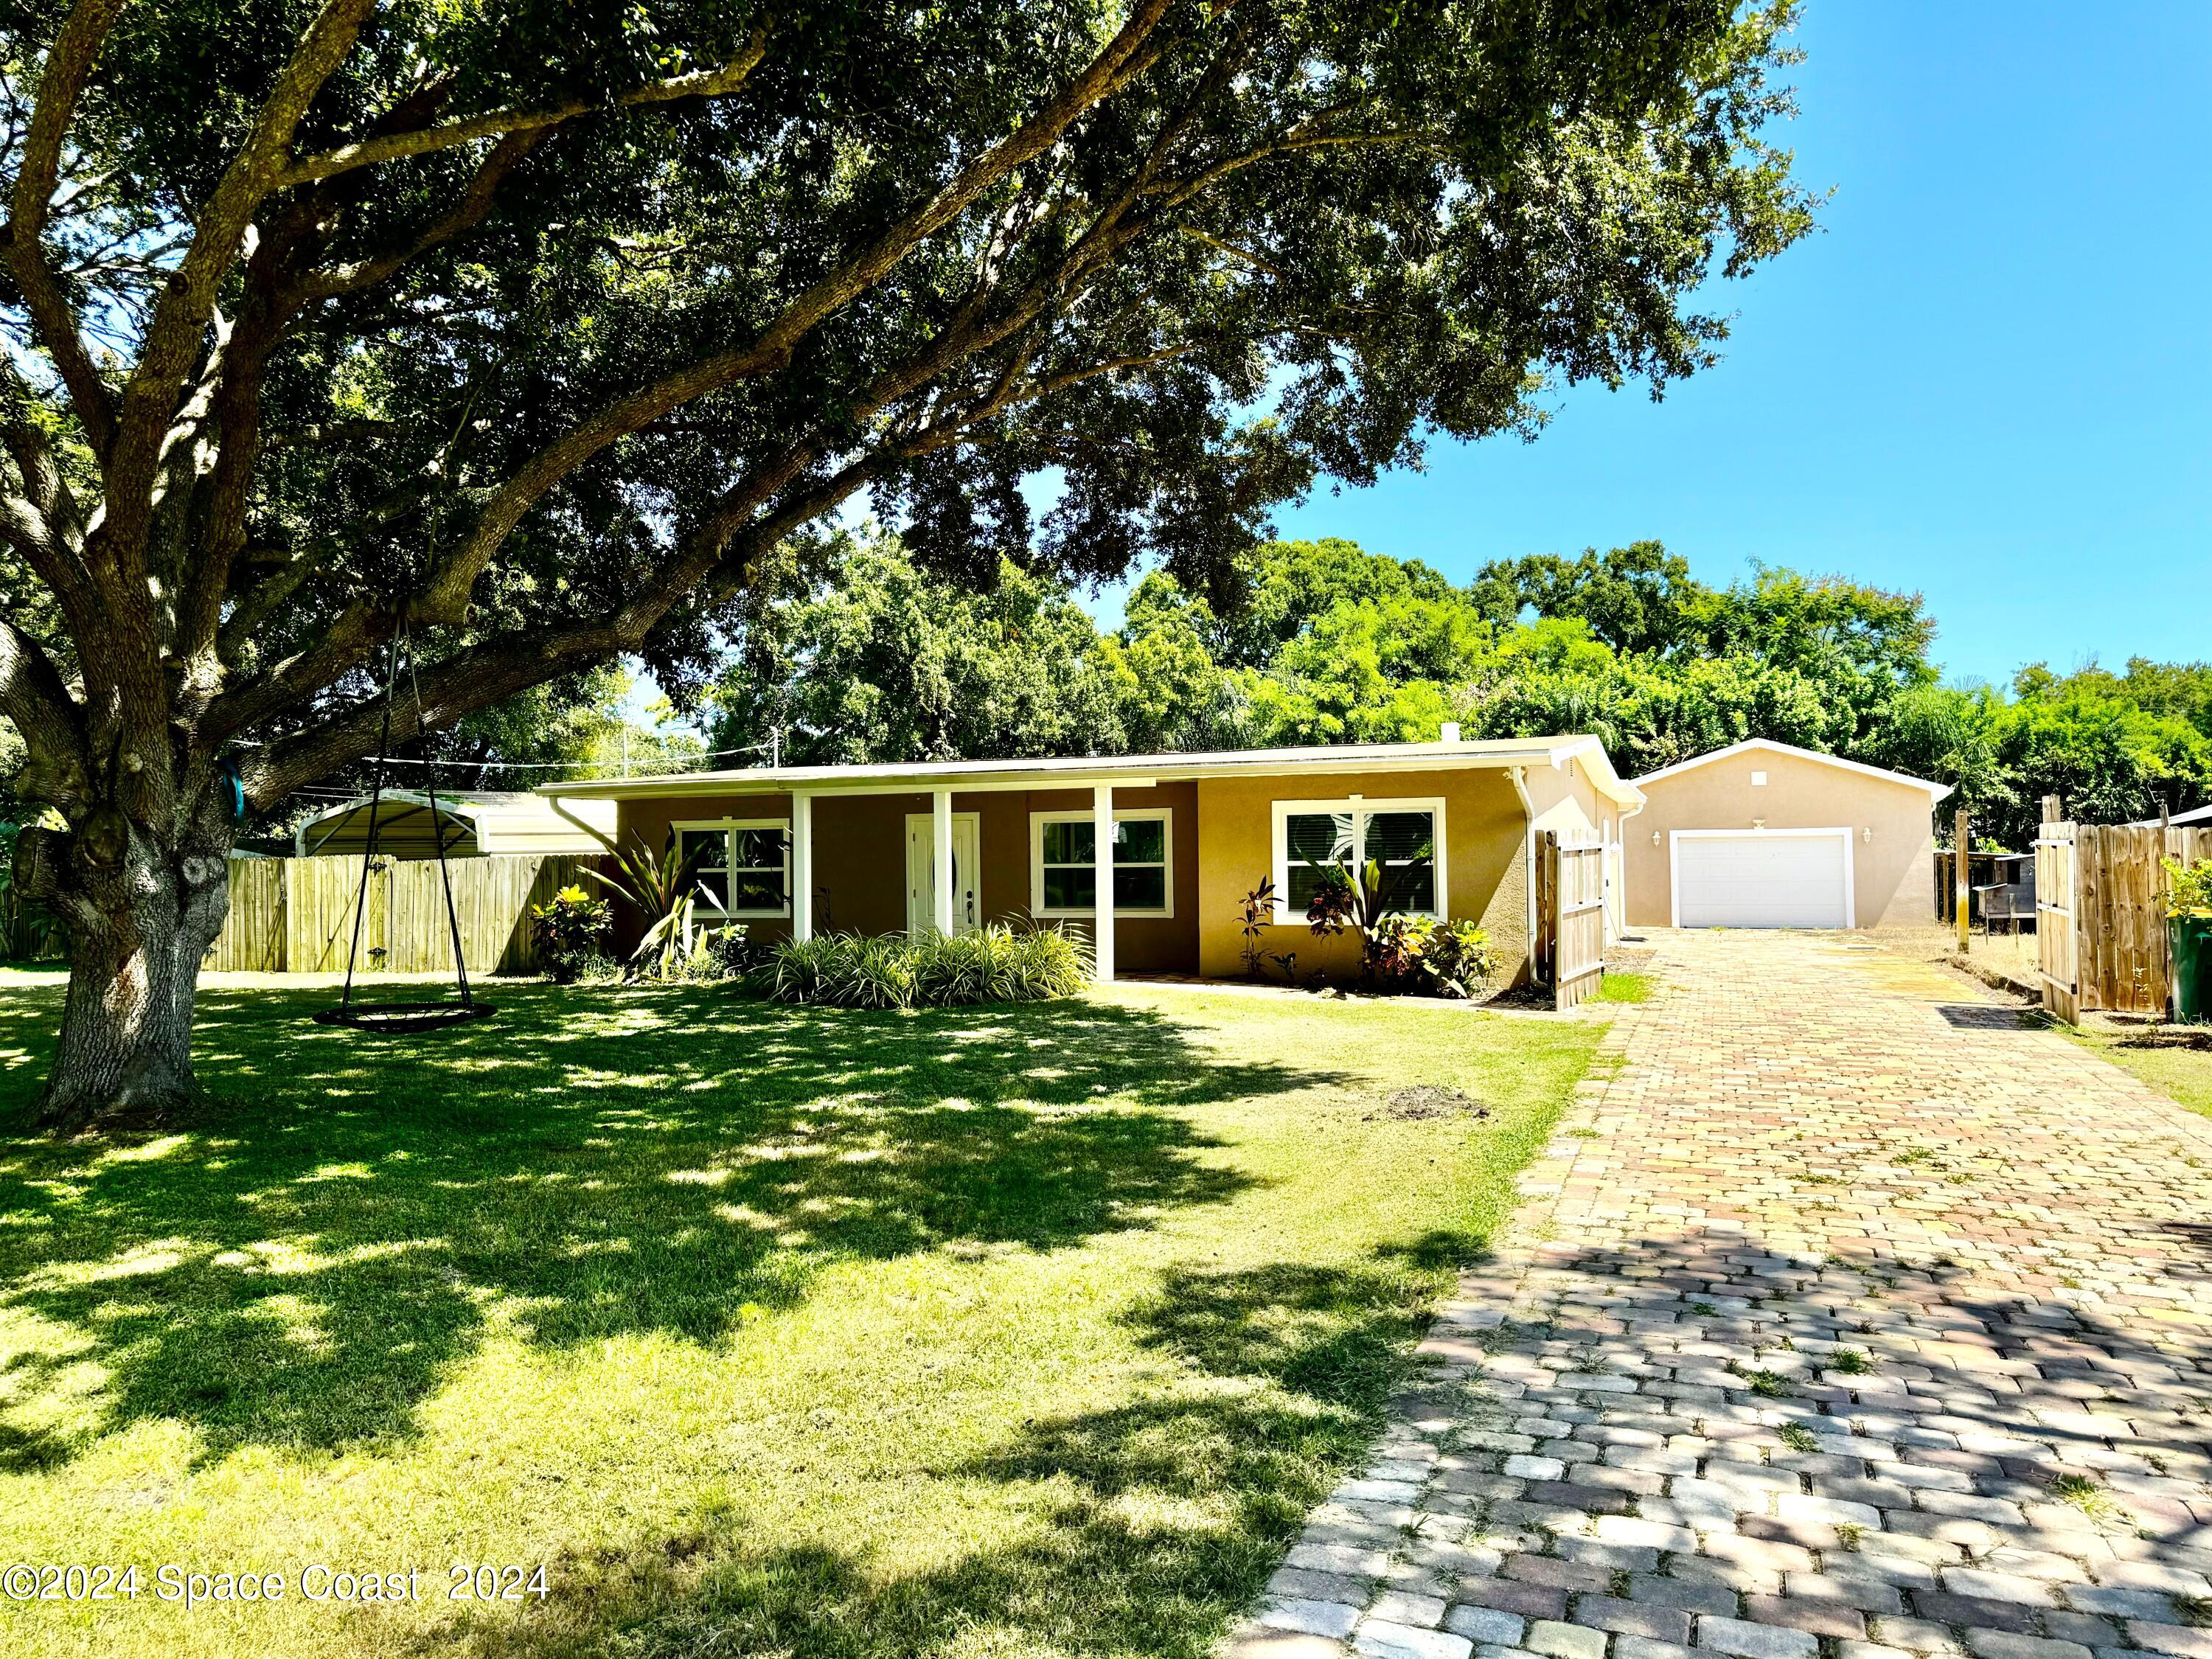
355 741 773 771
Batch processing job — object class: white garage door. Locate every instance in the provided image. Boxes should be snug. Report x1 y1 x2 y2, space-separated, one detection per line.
1674 832 1849 928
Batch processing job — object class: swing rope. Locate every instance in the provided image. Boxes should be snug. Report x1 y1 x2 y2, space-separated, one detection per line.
313 358 499 1033
314 602 494 1033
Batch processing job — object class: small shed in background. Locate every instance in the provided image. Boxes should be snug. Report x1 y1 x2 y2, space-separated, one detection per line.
294 790 615 859
1624 739 1952 930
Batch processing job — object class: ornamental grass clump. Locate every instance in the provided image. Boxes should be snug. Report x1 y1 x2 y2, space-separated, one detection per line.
766 925 1088 1009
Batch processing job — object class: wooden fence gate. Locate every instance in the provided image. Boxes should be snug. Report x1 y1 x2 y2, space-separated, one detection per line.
2034 822 2078 1024
1537 832 1607 1011
202 854 591 976
2037 821 2212 1021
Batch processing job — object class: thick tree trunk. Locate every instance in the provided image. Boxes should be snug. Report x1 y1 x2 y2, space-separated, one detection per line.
29 810 232 1134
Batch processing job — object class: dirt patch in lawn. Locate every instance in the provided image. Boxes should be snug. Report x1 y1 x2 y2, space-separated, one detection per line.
1372 1085 1491 1121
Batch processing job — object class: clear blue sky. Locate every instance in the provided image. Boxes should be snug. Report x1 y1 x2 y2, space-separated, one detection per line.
1261 1 2212 689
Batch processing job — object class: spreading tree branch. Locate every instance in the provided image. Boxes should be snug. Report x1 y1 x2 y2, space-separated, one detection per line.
209 0 1179 742
277 37 771 187
243 320 1208 805
0 612 87 784
3 0 129 456
102 0 380 572
293 128 554 302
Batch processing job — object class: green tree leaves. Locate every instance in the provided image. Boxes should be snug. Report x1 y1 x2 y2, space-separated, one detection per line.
707 532 1127 764
705 532 2212 850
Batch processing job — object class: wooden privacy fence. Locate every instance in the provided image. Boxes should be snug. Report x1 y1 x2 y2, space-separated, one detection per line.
1536 831 1607 1011
0 881 66 961
2037 821 2212 1022
203 854 593 975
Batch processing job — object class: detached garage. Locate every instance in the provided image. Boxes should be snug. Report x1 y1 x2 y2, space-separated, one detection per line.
1624 739 1952 931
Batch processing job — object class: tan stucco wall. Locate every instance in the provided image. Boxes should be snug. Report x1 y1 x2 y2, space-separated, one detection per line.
1622 750 1938 929
1193 766 1529 983
1521 764 1599 842
1520 762 1640 945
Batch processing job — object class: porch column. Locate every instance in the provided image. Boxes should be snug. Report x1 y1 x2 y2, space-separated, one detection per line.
790 791 813 942
1091 782 1115 983
932 788 956 936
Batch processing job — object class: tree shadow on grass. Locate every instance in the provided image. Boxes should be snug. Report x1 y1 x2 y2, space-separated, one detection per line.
452 1219 2212 1658
0 982 1340 1470
435 1250 1477 1659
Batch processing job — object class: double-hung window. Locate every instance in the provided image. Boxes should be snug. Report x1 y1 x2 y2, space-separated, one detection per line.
1030 810 1173 918
675 819 790 919
1271 798 1445 921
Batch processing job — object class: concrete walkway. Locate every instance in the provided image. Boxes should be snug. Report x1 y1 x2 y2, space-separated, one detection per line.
1231 931 2212 1659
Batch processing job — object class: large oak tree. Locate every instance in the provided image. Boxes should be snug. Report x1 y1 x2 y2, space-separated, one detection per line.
1 0 1813 1127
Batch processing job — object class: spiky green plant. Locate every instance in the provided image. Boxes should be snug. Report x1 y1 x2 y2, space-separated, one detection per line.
765 925 1088 1009
579 832 714 980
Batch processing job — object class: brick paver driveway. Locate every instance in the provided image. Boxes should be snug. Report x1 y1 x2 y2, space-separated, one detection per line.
1232 931 2212 1659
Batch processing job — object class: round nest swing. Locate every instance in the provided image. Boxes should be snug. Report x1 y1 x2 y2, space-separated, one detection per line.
312 999 498 1034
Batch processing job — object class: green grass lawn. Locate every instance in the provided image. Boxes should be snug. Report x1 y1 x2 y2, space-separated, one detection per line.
2065 1021 2212 1119
0 973 1602 1658
1592 971 1652 1004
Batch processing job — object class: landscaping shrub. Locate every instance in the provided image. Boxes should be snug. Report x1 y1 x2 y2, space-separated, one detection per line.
701 923 759 978
1368 914 1499 999
765 925 1088 1008
529 884 613 984
581 832 714 979
1403 917 1499 998
2167 857 2212 920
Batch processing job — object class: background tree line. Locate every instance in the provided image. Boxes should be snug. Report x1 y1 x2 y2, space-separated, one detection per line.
706 532 2212 851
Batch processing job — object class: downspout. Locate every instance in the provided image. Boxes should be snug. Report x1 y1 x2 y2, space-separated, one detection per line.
544 790 619 856
1509 765 1537 987
1613 795 1646 942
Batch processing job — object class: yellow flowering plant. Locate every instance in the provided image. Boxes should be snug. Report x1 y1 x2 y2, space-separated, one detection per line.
2165 857 2212 922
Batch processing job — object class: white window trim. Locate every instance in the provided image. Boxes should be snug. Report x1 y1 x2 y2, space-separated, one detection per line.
1270 796 1448 924
1667 827 1855 929
674 817 792 919
1029 807 1175 919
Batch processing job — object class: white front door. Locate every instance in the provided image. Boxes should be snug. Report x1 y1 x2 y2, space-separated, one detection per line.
905 813 981 935
1674 830 1852 928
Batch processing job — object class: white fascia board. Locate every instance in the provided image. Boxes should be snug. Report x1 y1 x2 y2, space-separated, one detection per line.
532 737 1593 801
1632 737 1953 801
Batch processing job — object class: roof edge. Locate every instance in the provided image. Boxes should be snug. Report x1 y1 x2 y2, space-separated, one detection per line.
533 736 1619 800
1551 734 1647 810
1632 737 1954 801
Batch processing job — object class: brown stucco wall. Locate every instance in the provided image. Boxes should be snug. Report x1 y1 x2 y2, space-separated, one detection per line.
611 783 1201 973
999 783 1199 974
606 764 1535 982
1193 766 1530 984
1622 749 1938 929
611 790 794 952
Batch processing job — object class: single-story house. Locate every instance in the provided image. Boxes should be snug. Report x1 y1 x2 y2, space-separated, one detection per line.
538 732 1644 984
1623 738 1952 930
294 789 617 859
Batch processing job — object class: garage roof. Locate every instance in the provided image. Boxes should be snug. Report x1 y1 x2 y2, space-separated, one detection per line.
1632 738 1953 801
